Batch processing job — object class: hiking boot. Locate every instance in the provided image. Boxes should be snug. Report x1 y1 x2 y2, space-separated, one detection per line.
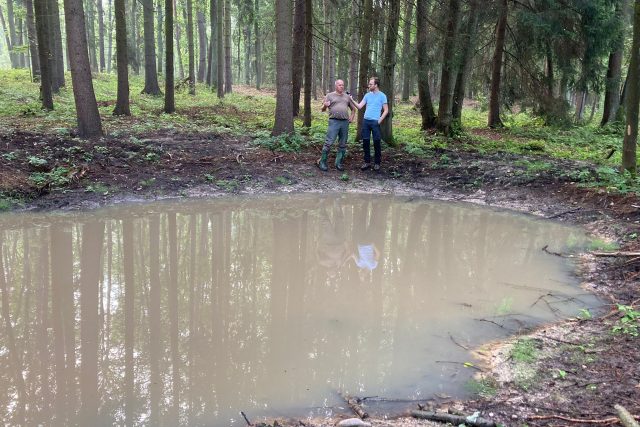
318 151 329 171
335 150 346 171
360 163 371 171
373 164 381 172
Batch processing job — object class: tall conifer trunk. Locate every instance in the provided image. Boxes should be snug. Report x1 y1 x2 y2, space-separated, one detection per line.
380 0 401 143
488 0 508 128
114 0 131 115
272 0 293 135
34 0 53 109
356 0 373 140
224 0 232 92
142 0 161 94
25 0 41 80
416 0 436 129
187 0 195 94
622 0 640 174
291 0 304 116
436 0 460 135
164 0 175 112
303 0 312 126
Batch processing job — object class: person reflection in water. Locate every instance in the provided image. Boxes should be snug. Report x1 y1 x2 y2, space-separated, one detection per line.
350 200 385 278
351 240 380 272
316 202 350 278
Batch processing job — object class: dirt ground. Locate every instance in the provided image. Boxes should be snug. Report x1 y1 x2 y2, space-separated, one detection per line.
1 128 639 427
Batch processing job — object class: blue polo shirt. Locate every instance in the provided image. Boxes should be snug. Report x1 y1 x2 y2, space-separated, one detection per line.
363 91 388 121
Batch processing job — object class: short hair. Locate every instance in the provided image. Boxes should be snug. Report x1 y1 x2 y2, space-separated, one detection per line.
370 76 380 87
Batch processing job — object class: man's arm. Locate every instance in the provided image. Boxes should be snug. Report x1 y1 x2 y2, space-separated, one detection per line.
321 96 330 112
378 103 389 124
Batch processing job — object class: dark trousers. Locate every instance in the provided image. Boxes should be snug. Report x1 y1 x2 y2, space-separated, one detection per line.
361 119 381 164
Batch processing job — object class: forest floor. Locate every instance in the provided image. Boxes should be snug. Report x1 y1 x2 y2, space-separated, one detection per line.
1 124 639 427
0 75 639 426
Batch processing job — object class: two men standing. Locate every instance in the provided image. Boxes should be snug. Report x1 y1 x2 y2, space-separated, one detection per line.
319 77 388 172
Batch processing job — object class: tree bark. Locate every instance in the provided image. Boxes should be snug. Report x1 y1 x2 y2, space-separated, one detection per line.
216 0 224 97
380 0 401 143
224 0 232 92
98 0 106 71
25 0 41 80
622 0 640 175
291 0 304 116
416 0 436 129
114 0 131 115
197 10 207 82
63 0 103 137
303 0 312 126
107 0 114 73
164 0 175 112
400 0 414 102
254 0 260 89
273 0 293 135
436 0 460 135
174 0 184 79
356 0 373 141
49 0 65 90
87 0 98 72
348 1 359 94
157 0 163 75
207 0 217 86
34 0 53 109
488 0 507 128
0 7 14 67
129 0 139 74
187 0 195 94
452 0 479 123
142 0 161 94
6 0 18 67
601 0 625 126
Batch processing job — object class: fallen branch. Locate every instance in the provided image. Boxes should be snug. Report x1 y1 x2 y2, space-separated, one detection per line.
527 414 621 424
435 360 483 372
592 251 640 257
337 391 368 419
615 404 640 427
411 409 496 427
240 411 252 426
542 245 567 257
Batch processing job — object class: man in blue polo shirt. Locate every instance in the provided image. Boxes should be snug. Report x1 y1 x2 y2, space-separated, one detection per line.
353 76 389 172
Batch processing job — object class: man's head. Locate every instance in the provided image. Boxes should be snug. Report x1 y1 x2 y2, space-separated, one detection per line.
334 79 345 94
368 77 380 92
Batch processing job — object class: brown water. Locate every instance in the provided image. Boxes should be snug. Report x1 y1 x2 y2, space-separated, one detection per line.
0 194 600 426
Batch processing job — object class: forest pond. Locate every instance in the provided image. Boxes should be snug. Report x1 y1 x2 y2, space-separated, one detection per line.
0 194 602 426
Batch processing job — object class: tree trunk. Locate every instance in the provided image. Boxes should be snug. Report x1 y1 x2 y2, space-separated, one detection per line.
114 0 131 115
303 0 312 126
348 1 358 94
488 0 507 128
187 0 195 94
87 0 98 72
6 0 18 67
49 0 65 90
98 0 106 71
25 0 41 80
622 0 640 175
224 0 232 92
356 0 373 141
63 0 103 137
244 24 251 84
273 0 293 135
601 0 625 126
129 0 139 74
254 0 260 89
142 0 161 94
380 0 401 143
34 0 53 109
207 0 217 86
197 10 207 82
0 7 14 67
400 0 414 102
164 0 175 112
291 0 304 116
452 0 479 123
216 0 224 97
157 0 163 75
436 0 460 135
416 0 436 129
174 0 184 79
321 0 328 93
107 0 114 73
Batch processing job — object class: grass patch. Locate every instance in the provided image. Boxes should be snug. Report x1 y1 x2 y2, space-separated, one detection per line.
510 338 539 363
466 377 498 398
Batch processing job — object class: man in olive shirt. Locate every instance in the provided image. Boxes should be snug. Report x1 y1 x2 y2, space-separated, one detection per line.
319 79 356 171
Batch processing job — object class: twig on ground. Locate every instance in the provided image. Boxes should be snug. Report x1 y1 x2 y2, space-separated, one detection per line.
527 414 625 424
240 411 252 426
592 251 640 257
546 208 581 219
337 391 369 419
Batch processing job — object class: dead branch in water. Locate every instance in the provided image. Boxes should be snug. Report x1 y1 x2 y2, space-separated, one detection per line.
411 409 496 426
336 391 369 419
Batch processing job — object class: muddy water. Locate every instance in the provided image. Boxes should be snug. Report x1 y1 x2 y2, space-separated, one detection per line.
0 194 600 426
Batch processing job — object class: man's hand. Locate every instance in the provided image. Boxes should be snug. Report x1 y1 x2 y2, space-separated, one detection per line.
349 116 354 123
323 99 331 108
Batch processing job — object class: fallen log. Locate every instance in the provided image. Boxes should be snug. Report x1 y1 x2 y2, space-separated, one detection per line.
411 409 496 427
337 392 368 419
615 404 640 427
592 251 640 257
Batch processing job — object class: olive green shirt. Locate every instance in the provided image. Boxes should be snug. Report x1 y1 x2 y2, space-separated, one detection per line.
326 92 354 120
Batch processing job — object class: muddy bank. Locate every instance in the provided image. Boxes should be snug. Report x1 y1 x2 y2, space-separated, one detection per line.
1 129 639 426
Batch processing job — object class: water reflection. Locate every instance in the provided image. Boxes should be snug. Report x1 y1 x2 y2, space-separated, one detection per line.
0 194 599 426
